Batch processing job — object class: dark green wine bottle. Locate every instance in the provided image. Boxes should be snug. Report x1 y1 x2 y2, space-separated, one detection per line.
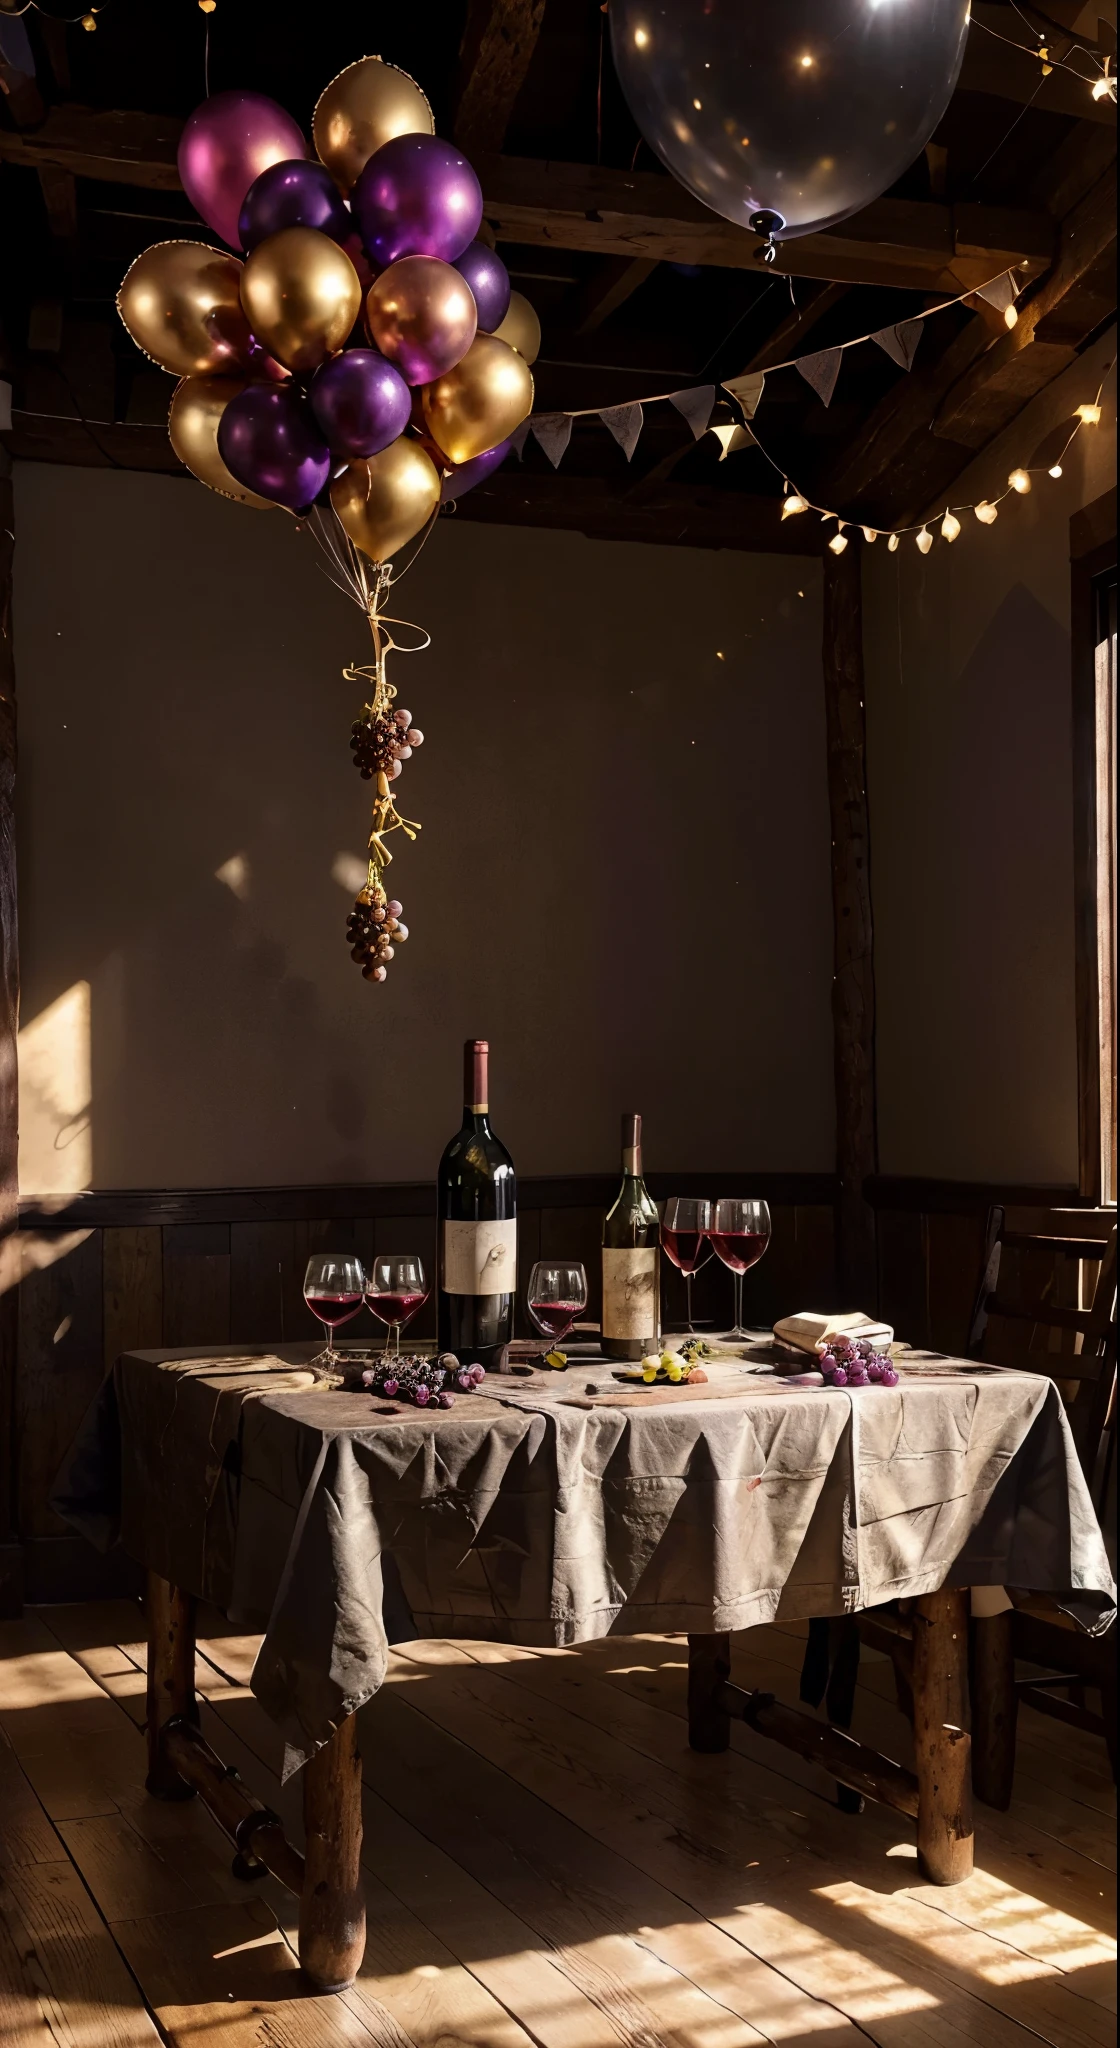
601 1112 660 1359
437 1039 517 1372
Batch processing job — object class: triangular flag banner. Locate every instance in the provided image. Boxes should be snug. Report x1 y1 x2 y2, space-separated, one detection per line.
509 419 532 459
599 402 644 461
975 270 1017 314
797 348 843 407
668 384 716 439
711 423 756 461
721 369 766 417
872 318 924 371
531 413 573 468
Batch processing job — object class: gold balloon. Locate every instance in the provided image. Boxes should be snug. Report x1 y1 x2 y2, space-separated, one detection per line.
117 241 252 378
366 257 477 386
493 291 541 366
313 55 433 191
168 376 274 509
422 334 534 467
331 440 441 564
240 226 362 374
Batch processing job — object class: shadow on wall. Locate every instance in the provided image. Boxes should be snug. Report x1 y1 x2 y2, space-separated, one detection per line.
872 580 1078 1182
14 463 835 1190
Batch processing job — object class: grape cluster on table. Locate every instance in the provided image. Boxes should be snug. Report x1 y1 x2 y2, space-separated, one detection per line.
347 893 407 982
349 705 424 782
361 1353 485 1408
816 1336 898 1389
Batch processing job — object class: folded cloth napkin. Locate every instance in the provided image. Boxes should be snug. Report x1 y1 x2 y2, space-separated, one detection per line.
773 1310 895 1356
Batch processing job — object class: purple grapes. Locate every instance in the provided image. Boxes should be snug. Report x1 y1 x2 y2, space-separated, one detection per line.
815 1335 896 1392
362 1353 486 1408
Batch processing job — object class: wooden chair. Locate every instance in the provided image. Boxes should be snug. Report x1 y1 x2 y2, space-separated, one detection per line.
966 1207 1117 1803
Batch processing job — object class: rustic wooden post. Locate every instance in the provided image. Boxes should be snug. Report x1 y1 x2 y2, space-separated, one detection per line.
300 1713 366 1992
145 1570 198 1798
823 539 878 1305
970 1610 1017 1810
687 1631 731 1752
0 448 21 1621
912 1589 974 1882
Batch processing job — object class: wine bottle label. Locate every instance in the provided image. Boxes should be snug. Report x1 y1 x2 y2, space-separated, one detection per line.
441 1219 517 1295
602 1247 658 1339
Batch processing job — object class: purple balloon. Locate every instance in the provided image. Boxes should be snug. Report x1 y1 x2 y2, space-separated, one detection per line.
440 439 513 502
239 159 350 251
309 349 412 461
178 91 307 250
453 242 511 333
353 135 483 268
217 385 330 511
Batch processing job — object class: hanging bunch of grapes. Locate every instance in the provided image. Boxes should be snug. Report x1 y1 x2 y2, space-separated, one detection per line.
342 642 424 984
346 892 408 984
349 705 424 782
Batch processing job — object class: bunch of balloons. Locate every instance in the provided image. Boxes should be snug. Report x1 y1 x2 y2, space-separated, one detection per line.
117 56 540 562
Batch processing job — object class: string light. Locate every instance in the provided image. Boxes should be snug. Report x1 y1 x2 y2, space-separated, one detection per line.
862 527 877 543
1077 401 1102 425
1048 462 1063 478
828 530 848 555
781 491 809 518
916 527 933 554
1004 303 1019 329
887 534 900 553
1008 467 1032 493
975 501 999 525
941 509 961 542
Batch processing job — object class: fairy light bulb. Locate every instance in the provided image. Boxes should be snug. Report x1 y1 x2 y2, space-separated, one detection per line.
975 500 998 525
81 8 97 24
199 0 217 11
1004 302 1018 329
916 527 933 554
781 492 809 518
887 534 900 553
862 526 877 543
1076 402 1102 425
828 530 848 555
1008 468 1031 494
941 510 961 542
1048 462 1063 479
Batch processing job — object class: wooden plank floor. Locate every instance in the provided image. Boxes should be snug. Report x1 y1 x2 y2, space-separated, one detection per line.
0 1605 1114 2048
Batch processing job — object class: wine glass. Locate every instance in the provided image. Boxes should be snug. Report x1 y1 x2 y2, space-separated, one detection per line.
526 1261 588 1354
366 1253 429 1355
709 1199 771 1338
661 1198 711 1334
303 1253 366 1371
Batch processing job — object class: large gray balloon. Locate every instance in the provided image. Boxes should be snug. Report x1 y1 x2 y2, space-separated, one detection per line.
610 0 970 242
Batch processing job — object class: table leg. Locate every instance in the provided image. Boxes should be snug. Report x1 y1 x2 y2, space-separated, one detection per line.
971 1610 1017 1810
688 1632 731 1752
299 1713 366 1992
145 1571 198 1800
912 1590 973 1883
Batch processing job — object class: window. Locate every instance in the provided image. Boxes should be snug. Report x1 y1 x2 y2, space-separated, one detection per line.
1072 494 1117 1204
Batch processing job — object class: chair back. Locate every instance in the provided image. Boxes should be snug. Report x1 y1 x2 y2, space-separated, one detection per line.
968 1206 1117 1497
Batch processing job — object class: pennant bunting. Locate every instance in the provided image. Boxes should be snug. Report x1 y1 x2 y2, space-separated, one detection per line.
509 419 532 459
599 402 644 461
721 369 766 417
975 270 1018 315
530 413 573 468
711 423 756 461
797 348 843 408
668 384 716 439
872 318 924 372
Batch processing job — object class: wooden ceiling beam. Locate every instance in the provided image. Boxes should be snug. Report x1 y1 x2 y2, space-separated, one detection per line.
960 5 1116 125
569 257 658 336
452 0 546 154
0 108 1056 293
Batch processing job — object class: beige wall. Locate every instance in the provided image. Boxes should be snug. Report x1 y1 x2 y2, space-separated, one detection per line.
863 331 1116 1185
13 463 834 1191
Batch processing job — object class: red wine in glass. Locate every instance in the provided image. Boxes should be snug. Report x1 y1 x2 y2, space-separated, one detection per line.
305 1292 365 1326
660 1199 711 1334
705 1231 769 1274
366 1290 427 1328
709 1200 771 1337
528 1298 582 1341
661 1229 707 1274
366 1254 428 1354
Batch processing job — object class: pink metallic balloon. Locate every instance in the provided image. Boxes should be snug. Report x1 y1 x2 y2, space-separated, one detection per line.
178 91 308 251
366 256 477 387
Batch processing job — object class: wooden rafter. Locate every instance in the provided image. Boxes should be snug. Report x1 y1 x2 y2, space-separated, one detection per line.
453 0 547 153
961 4 1116 124
0 108 1057 293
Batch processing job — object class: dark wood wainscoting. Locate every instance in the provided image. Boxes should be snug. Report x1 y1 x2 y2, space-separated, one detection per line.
3 1172 839 1606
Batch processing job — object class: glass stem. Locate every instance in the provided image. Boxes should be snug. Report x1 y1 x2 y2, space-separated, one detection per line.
733 1270 744 1338
685 1270 694 1335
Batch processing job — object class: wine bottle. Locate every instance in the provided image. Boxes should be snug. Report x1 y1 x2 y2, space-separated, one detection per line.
437 1038 517 1371
601 1112 660 1359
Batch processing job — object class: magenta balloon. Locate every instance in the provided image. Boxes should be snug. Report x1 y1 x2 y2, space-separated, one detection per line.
239 158 350 251
440 438 512 502
309 348 412 461
178 91 308 250
453 242 511 332
353 134 482 266
217 385 330 510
